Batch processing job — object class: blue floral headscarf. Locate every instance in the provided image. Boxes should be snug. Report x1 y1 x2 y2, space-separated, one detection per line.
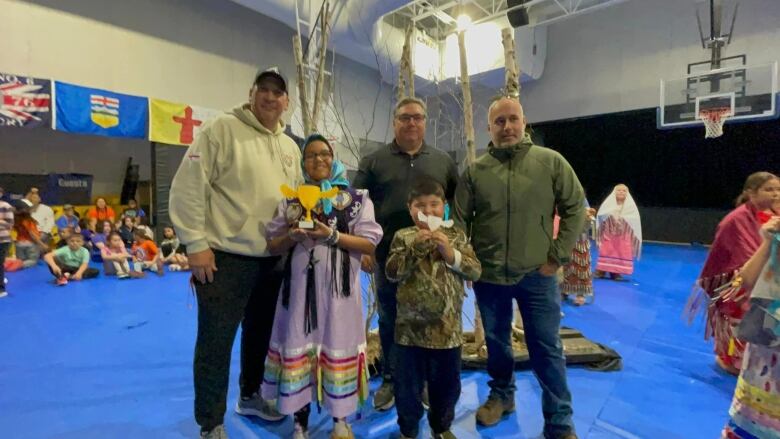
301 133 350 215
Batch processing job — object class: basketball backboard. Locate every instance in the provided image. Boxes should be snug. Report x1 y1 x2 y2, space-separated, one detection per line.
658 61 777 129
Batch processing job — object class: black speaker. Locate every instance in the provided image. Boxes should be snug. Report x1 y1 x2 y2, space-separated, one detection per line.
507 0 530 27
120 158 140 204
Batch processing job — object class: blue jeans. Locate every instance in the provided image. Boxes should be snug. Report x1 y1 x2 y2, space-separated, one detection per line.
474 271 574 437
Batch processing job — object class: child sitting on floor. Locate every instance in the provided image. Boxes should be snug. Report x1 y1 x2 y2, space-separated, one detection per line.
43 233 99 285
101 231 143 279
13 199 47 268
160 226 188 271
56 226 74 249
118 216 135 249
131 228 163 275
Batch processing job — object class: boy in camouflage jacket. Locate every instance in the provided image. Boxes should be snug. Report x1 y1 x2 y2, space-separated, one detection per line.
385 180 482 439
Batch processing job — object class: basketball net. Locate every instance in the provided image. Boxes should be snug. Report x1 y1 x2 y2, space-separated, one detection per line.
699 107 732 139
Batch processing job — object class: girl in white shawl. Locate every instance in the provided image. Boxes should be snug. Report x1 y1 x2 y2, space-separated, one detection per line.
595 184 642 280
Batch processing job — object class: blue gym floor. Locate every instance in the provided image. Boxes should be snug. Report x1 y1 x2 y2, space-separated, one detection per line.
0 243 734 438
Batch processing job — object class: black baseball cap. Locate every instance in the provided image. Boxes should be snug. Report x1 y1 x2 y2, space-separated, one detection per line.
254 67 287 93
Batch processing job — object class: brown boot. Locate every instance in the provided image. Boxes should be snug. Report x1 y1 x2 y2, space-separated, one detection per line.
476 397 515 426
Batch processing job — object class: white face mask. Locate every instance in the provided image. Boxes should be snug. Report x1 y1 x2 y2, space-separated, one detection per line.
417 211 453 232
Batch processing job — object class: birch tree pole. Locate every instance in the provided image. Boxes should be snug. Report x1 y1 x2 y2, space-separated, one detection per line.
501 27 521 98
456 28 487 353
293 1 334 136
397 24 415 101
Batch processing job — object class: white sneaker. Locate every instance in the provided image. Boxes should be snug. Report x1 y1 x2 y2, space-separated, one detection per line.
0 291 7 298
234 393 285 422
200 424 228 439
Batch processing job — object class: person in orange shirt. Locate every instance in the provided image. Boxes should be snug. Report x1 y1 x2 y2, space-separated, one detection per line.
131 228 163 275
86 197 116 223
12 199 48 268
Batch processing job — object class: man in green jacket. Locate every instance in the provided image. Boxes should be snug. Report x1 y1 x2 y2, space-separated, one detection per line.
454 96 584 439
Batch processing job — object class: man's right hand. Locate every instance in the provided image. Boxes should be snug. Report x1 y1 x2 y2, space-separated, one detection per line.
190 248 218 284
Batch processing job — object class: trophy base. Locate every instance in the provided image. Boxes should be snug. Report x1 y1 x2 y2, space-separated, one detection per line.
298 220 314 230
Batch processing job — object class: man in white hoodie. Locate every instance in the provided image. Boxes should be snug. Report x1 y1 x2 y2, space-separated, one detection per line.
170 67 303 439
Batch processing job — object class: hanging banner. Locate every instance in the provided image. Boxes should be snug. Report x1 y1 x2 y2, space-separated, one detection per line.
0 72 52 128
55 81 148 139
149 98 222 145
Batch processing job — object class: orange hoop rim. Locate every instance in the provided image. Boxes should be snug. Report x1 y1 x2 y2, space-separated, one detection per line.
698 107 733 122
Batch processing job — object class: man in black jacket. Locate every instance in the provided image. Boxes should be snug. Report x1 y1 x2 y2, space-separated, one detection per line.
352 97 459 411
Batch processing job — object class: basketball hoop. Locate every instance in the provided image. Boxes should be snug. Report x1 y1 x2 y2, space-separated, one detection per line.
698 107 733 139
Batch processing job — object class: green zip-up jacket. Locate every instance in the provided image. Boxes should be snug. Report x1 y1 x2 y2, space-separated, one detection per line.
453 133 585 285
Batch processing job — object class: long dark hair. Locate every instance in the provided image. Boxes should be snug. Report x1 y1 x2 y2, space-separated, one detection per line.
735 171 779 206
13 211 35 234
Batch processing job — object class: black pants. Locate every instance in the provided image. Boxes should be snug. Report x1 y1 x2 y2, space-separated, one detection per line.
375 252 398 382
395 345 462 437
193 250 282 431
0 242 9 292
47 257 100 279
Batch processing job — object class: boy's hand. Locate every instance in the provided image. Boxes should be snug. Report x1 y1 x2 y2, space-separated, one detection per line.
52 266 63 277
72 272 83 281
413 229 432 244
412 229 433 252
431 231 455 264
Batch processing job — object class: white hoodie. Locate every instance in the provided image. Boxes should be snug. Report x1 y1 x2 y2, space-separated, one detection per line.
169 104 303 257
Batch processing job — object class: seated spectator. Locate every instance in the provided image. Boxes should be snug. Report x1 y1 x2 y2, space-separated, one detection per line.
56 204 81 233
27 188 55 247
160 226 189 271
87 197 116 223
43 233 99 286
79 218 95 252
56 227 74 249
136 223 154 242
131 228 163 275
101 231 143 279
122 199 146 226
118 216 135 248
12 199 47 268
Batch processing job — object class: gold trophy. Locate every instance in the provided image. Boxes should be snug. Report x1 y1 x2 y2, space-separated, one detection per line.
280 184 339 229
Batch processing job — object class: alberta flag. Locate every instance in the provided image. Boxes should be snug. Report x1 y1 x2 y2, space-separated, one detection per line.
55 81 148 138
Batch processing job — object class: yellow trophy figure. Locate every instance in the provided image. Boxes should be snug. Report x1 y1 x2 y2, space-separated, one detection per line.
280 184 340 229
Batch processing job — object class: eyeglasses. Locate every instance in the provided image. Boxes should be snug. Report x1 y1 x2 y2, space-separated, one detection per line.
396 114 426 123
304 151 334 161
